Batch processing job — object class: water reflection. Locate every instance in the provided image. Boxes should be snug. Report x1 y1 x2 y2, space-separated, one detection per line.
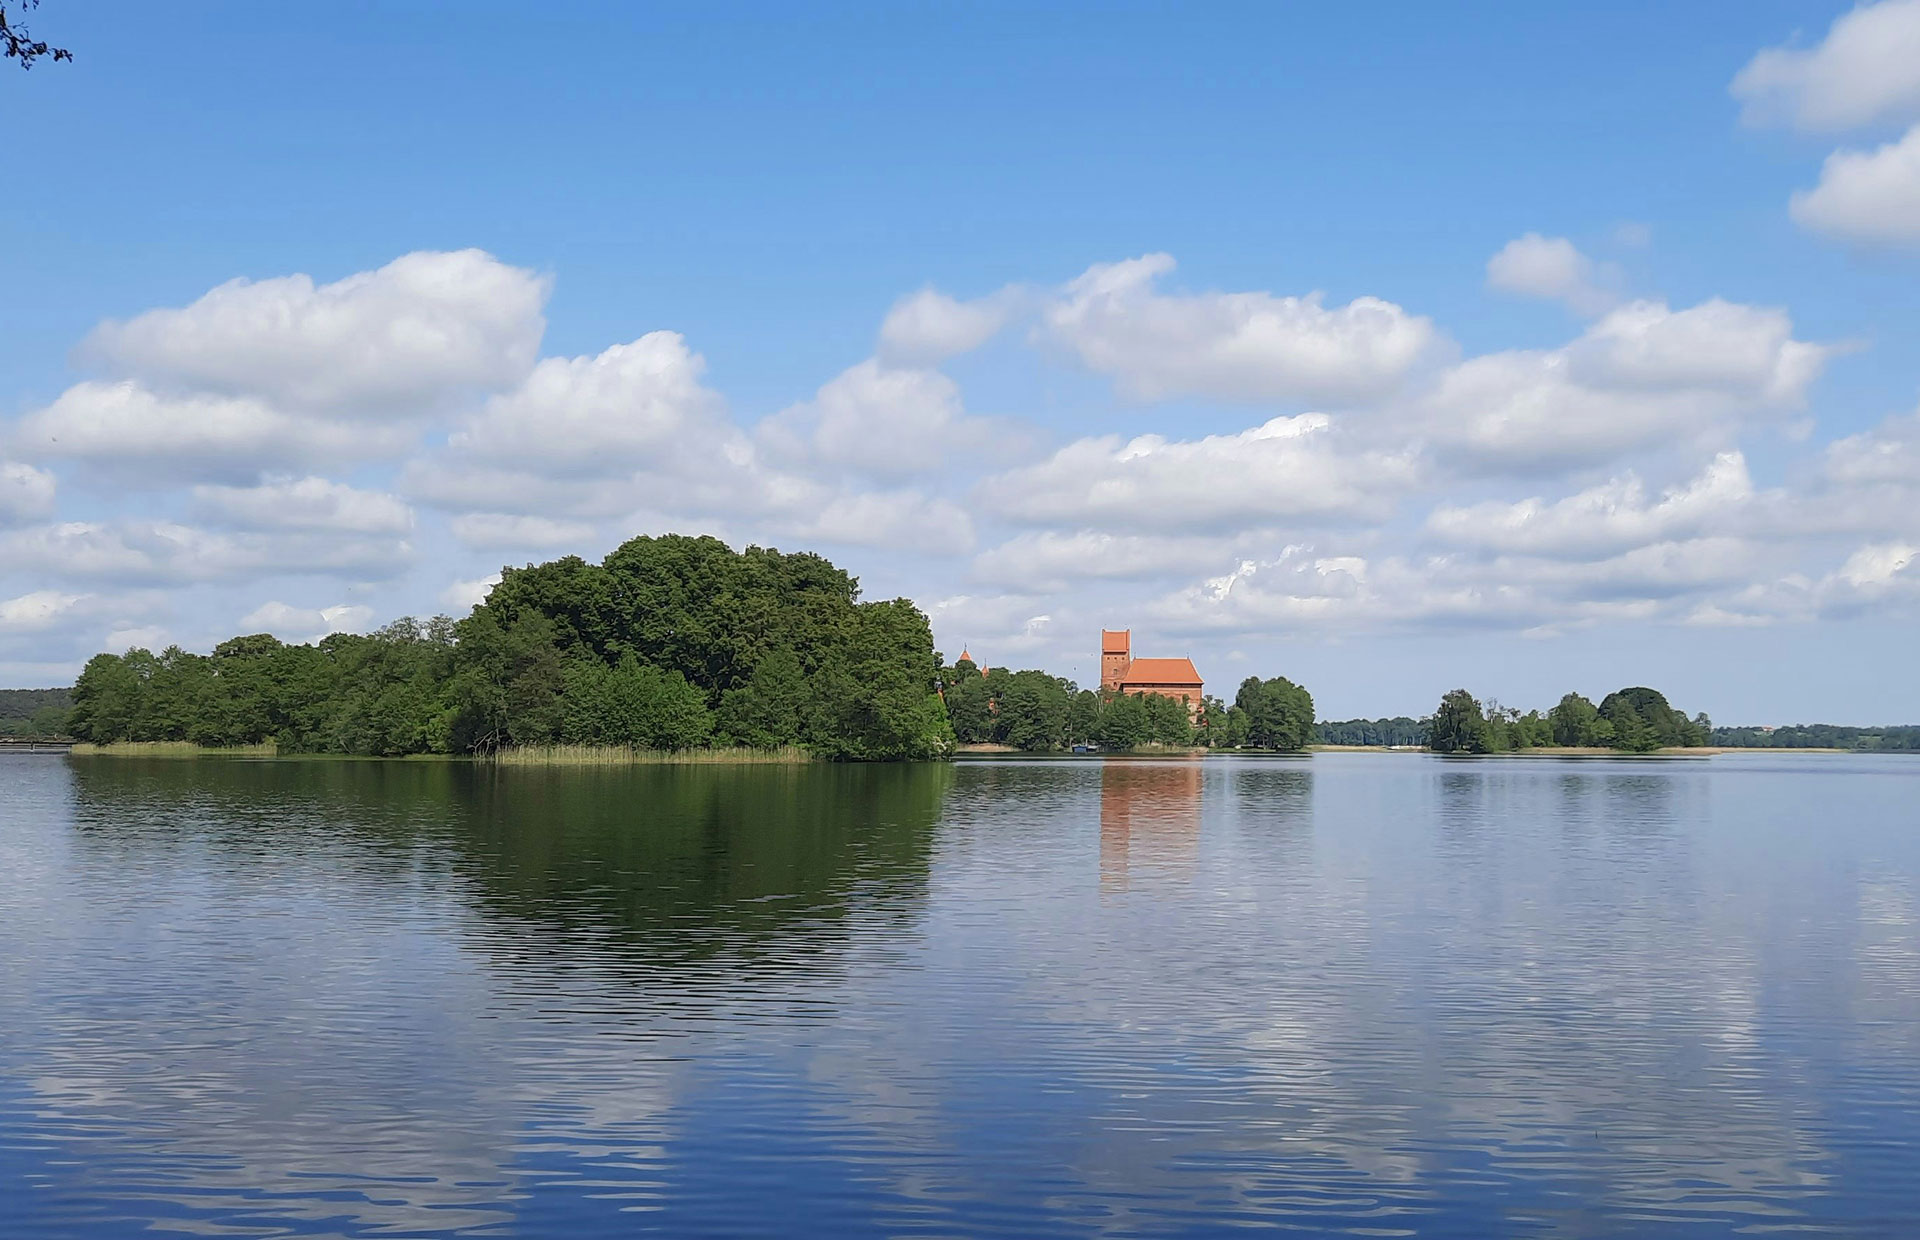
1098 758 1203 889
2 753 1918 1237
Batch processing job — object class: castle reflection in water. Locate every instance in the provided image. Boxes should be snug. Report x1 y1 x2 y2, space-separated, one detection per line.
1099 758 1203 890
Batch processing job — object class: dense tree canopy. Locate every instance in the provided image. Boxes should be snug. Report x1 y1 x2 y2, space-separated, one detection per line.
1428 686 1708 754
68 535 954 761
1231 676 1315 750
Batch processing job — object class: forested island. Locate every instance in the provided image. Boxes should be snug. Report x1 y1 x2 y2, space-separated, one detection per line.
11 533 1915 761
1426 686 1712 754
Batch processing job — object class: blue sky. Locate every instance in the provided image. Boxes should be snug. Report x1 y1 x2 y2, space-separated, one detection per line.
4 1 1919 722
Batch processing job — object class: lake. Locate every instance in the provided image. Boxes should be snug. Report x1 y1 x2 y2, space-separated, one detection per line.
2 752 1917 1237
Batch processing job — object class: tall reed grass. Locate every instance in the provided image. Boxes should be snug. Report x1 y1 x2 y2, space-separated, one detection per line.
67 741 279 758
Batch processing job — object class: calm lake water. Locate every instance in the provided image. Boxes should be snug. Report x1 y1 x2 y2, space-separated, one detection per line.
2 752 1917 1238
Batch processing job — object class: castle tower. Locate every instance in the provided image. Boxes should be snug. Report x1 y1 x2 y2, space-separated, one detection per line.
1100 629 1131 692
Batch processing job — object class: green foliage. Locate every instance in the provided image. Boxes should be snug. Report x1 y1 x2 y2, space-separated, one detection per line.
562 654 714 750
1234 675 1315 750
0 687 72 738
1427 689 1490 754
1709 723 1920 751
1429 684 1709 754
1548 692 1600 746
1094 691 1151 750
715 647 810 749
1314 716 1424 746
63 534 950 762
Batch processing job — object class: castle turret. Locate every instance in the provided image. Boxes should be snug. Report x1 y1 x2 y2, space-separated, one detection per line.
1100 630 1131 692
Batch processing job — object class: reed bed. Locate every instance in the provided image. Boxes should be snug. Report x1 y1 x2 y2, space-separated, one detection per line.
68 741 280 758
490 744 814 766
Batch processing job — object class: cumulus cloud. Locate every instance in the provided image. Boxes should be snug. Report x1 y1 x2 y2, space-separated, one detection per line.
1789 123 1920 244
1485 233 1621 316
448 513 597 550
980 413 1418 533
972 530 1240 592
757 360 1011 481
0 590 89 634
192 477 413 534
440 573 502 612
1426 452 1756 558
785 490 976 556
1824 407 1920 484
80 250 548 414
447 332 728 474
877 287 1018 365
0 462 56 525
1416 299 1827 471
1041 253 1438 405
238 601 376 643
17 382 412 480
0 521 410 586
1732 0 1920 132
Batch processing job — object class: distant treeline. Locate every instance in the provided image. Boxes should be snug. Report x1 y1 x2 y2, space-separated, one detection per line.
0 687 71 738
67 536 953 761
1429 686 1709 753
1709 724 1920 751
1315 717 1426 747
943 663 1316 752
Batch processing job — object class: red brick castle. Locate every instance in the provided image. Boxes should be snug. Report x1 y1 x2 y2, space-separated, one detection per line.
1100 630 1203 715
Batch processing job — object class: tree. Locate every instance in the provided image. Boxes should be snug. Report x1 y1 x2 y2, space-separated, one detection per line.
1548 692 1599 746
1065 690 1101 745
715 646 811 748
1095 692 1150 750
1142 692 1194 746
997 670 1072 751
3 2 71 69
1234 676 1315 750
1428 689 1489 754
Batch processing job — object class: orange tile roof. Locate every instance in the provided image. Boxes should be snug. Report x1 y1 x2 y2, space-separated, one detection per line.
1119 657 1202 686
1102 629 1130 653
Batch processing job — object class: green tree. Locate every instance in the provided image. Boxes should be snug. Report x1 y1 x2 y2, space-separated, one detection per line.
715 646 811 748
997 670 1072 751
1065 689 1101 745
1095 692 1150 750
1428 689 1490 754
1548 692 1599 746
1234 675 1315 750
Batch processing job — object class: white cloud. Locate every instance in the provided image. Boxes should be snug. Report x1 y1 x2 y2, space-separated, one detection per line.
0 590 88 634
81 249 548 414
1732 0 1920 132
1836 540 1917 587
192 477 413 534
1824 407 1920 484
758 359 1002 481
448 332 727 474
972 530 1238 591
17 382 412 479
1485 233 1620 316
785 490 977 556
1041 253 1438 405
877 287 1017 365
0 521 411 586
440 573 502 612
979 413 1419 533
239 601 376 642
1418 299 1826 471
1790 123 1920 244
0 462 56 525
1426 453 1756 558
448 513 596 550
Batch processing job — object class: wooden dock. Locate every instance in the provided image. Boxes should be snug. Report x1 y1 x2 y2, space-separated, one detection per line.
0 738 75 753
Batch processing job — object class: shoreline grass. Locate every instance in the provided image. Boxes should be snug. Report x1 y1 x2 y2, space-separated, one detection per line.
68 741 279 758
488 744 814 766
